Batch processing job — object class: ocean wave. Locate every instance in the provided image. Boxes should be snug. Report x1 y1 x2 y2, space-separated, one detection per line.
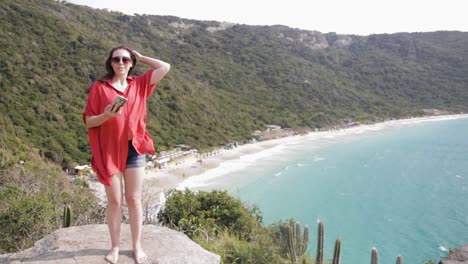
439 246 448 252
313 155 325 162
176 143 287 190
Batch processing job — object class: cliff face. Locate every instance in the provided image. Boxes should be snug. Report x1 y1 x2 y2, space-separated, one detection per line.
0 224 220 264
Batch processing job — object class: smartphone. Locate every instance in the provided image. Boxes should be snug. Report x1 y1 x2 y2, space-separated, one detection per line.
112 95 128 112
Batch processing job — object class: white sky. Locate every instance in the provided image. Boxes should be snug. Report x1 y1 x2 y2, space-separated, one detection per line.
66 0 467 36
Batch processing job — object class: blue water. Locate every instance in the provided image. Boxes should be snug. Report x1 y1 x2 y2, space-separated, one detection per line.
219 118 468 264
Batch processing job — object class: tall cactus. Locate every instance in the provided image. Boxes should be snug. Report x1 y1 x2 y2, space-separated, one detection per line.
316 221 324 264
395 255 403 264
279 221 309 262
332 239 341 264
296 222 309 258
288 224 297 261
63 204 72 228
371 247 379 264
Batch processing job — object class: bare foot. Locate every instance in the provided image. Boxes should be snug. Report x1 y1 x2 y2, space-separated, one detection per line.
104 247 119 264
134 248 147 264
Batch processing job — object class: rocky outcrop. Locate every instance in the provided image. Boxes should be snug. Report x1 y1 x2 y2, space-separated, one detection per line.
0 224 220 264
440 245 468 264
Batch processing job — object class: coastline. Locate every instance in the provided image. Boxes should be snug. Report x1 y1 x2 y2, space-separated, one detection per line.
89 113 468 201
147 113 468 192
144 133 301 192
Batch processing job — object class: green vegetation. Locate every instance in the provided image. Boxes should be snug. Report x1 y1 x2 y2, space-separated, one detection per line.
332 239 341 264
158 189 261 240
63 204 72 228
1 0 468 169
158 189 315 263
278 221 309 262
395 255 402 264
371 247 379 264
316 221 324 264
0 150 105 253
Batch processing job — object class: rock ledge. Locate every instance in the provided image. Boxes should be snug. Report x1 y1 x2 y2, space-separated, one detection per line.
440 244 468 264
0 224 220 264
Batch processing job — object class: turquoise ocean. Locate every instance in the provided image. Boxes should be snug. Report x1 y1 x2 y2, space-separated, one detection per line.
180 116 468 263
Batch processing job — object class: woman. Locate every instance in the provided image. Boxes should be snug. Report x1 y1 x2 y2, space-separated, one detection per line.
83 46 170 264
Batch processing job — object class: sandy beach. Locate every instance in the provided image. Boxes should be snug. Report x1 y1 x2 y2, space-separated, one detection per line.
88 113 468 203
143 134 302 192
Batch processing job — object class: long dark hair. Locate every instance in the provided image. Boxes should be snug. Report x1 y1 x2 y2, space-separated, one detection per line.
99 45 137 81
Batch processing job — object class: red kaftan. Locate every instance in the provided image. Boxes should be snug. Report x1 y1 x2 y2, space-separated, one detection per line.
83 70 156 185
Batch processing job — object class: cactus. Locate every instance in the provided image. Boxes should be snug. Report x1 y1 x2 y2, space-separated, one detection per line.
63 204 72 228
296 222 309 257
395 255 403 264
371 247 379 264
332 239 341 264
279 221 309 262
316 221 324 264
288 224 297 261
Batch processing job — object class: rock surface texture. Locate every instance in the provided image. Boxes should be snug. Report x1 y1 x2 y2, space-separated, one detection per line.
440 245 468 264
0 224 220 264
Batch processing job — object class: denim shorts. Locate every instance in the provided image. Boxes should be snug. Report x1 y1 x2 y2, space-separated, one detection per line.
126 141 146 168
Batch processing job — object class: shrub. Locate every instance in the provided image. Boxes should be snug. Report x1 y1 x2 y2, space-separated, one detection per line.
0 155 105 253
0 186 58 253
158 189 313 264
195 230 287 264
158 189 262 240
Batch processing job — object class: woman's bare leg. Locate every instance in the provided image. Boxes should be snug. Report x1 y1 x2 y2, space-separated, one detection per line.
104 173 124 263
123 167 147 263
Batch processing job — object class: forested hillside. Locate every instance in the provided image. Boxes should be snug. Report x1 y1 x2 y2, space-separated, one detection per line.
1 0 467 167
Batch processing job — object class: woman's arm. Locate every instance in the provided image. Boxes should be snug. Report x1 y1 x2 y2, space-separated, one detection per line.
85 104 121 128
132 50 171 86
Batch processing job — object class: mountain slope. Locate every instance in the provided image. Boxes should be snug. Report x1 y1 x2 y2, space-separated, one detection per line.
1 0 467 166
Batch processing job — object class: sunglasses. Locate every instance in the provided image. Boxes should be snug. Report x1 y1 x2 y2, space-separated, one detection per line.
111 56 132 64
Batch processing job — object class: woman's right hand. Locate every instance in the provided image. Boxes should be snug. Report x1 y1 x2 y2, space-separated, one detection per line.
85 103 122 128
104 103 122 117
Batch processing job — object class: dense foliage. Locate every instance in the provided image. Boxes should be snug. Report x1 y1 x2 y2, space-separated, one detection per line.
158 189 314 263
1 0 467 168
0 151 105 253
159 189 262 239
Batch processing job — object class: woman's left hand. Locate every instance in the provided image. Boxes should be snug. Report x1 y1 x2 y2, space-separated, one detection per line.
132 50 143 61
